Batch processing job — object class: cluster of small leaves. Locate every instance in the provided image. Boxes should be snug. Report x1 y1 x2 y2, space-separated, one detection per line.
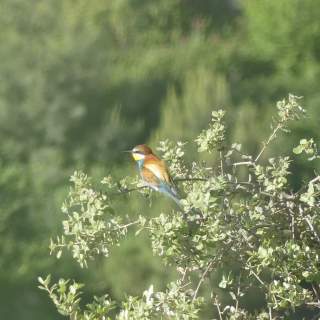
195 109 226 153
293 138 320 161
254 157 291 193
182 176 227 215
215 274 263 320
41 95 320 319
38 276 202 320
50 171 138 267
254 95 305 163
38 275 116 320
276 94 305 125
118 283 203 320
157 139 189 178
148 177 231 271
247 242 317 309
268 277 313 310
214 271 288 320
300 179 320 207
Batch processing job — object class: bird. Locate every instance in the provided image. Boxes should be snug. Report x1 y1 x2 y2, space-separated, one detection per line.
125 144 181 205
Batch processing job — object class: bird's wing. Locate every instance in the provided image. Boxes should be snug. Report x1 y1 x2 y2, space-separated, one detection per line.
143 155 180 201
141 166 161 188
143 156 171 184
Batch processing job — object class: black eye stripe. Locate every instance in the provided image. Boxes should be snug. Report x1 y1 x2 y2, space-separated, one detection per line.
133 150 144 155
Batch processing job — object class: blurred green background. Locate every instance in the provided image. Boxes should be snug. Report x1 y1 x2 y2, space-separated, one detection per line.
0 0 319 318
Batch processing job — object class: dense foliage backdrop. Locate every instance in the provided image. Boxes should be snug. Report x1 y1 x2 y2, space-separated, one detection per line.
0 0 319 319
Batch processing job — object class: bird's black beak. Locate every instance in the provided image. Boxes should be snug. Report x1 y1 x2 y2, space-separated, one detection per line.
122 150 132 153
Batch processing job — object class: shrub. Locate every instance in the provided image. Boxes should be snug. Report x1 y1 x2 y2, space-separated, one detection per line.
39 95 320 319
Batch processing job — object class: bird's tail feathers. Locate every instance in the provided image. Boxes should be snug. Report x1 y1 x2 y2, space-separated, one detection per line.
161 184 203 220
160 184 182 207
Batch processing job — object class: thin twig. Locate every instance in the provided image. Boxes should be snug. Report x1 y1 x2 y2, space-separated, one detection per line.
180 281 192 291
220 151 224 176
110 186 148 196
178 266 189 284
192 261 214 302
310 176 320 184
268 306 272 320
239 229 254 248
113 220 140 231
174 177 208 182
235 273 241 312
312 284 320 303
232 161 254 167
304 216 320 244
255 123 282 163
214 297 223 320
306 301 320 308
289 209 295 240
250 270 265 286
291 215 295 240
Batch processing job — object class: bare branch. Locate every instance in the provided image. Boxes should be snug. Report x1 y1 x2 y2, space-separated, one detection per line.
268 306 273 320
304 216 320 244
214 297 223 320
310 176 320 185
232 161 254 167
193 261 214 302
255 123 282 162
110 186 148 196
250 270 265 286
113 220 140 231
174 177 208 182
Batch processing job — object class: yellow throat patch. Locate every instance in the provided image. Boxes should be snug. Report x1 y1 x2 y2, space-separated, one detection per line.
132 153 145 161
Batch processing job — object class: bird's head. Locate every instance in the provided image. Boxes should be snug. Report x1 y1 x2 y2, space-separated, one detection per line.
125 144 154 162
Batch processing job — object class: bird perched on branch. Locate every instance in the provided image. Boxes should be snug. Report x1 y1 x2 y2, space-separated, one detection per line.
125 144 181 205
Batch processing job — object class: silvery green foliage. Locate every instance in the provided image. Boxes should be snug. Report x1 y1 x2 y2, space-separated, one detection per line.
38 275 202 320
195 109 226 152
157 140 188 178
117 283 203 320
276 94 305 123
50 171 138 267
293 138 320 161
38 275 116 319
41 95 320 319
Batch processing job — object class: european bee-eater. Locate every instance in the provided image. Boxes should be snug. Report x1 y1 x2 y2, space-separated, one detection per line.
126 144 181 205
